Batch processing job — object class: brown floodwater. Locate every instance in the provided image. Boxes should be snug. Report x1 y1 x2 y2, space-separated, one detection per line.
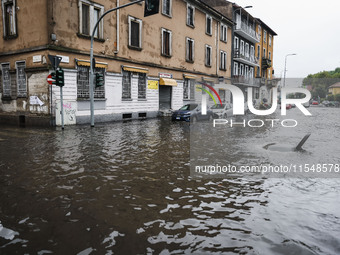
0 107 339 254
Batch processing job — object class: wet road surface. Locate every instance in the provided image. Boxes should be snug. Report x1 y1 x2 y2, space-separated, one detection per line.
0 107 340 254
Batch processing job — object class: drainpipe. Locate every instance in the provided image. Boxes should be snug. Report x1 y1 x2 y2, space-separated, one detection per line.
114 0 120 54
216 20 220 77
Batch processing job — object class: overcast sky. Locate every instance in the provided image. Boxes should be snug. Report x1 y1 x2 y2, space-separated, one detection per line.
234 0 340 78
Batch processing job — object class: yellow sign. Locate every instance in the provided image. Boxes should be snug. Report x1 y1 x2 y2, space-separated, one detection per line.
148 80 159 90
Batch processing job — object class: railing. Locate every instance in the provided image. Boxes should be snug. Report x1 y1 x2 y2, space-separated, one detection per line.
232 75 260 86
262 58 272 69
235 21 260 41
234 50 259 65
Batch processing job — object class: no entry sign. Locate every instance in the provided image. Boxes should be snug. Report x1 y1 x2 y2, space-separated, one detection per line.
47 74 53 85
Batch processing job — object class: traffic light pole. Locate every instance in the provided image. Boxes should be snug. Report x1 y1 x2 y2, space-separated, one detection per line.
53 61 64 129
89 0 145 127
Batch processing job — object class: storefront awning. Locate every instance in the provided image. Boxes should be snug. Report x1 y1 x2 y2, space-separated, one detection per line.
159 78 177 86
202 77 215 82
183 74 197 79
76 59 108 68
122 65 149 73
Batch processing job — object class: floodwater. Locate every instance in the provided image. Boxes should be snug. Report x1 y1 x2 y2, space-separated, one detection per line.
0 107 339 254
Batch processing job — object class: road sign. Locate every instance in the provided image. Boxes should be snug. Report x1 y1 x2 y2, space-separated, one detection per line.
48 55 62 70
47 74 53 85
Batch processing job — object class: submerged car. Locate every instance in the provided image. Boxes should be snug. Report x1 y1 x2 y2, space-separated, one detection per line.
171 103 213 122
210 103 233 118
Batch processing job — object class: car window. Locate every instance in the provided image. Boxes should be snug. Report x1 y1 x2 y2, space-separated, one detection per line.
210 104 224 109
179 104 198 111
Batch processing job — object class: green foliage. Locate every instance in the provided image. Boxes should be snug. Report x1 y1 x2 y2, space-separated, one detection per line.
303 67 340 98
327 94 334 101
335 94 340 102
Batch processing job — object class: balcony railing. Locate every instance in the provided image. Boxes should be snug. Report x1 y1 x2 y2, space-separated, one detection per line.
262 58 272 69
232 75 260 87
235 22 260 42
234 50 259 66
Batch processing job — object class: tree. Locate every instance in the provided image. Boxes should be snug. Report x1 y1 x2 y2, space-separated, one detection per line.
327 94 334 101
303 67 340 98
335 94 340 102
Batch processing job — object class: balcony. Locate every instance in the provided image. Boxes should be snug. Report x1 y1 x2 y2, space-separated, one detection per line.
262 58 272 69
235 22 260 44
234 50 259 67
232 75 260 87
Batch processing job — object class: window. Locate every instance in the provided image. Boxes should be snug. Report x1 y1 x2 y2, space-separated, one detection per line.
186 37 195 62
250 67 254 78
122 71 131 99
183 78 195 100
162 0 172 17
138 73 146 99
263 48 266 58
161 28 172 57
250 45 254 61
187 4 195 27
206 15 212 35
269 35 272 46
256 67 260 77
240 64 244 76
128 16 142 49
220 24 227 42
254 88 259 99
220 51 227 70
257 45 260 59
240 40 244 56
16 61 26 97
234 36 239 50
2 0 17 38
245 43 249 59
269 52 271 60
245 66 249 79
234 62 238 76
263 30 267 43
258 25 261 40
1 63 11 97
79 0 104 38
77 65 105 98
205 45 212 67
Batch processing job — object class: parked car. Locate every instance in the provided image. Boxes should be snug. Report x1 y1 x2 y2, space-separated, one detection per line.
311 100 319 105
210 103 233 119
303 101 310 108
171 103 213 122
322 100 331 107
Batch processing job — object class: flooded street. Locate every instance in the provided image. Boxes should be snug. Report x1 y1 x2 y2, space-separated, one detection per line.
0 107 340 254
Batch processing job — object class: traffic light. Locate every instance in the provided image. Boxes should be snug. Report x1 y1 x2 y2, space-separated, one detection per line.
144 0 159 17
95 72 104 88
51 72 57 85
56 68 64 87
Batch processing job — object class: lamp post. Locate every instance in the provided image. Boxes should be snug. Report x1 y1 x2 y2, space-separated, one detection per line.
283 53 297 87
231 5 253 78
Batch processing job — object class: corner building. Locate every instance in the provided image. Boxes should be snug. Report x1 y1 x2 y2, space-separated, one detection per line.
0 0 233 126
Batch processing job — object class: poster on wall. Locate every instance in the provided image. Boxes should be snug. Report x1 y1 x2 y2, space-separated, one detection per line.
147 80 158 90
55 101 77 126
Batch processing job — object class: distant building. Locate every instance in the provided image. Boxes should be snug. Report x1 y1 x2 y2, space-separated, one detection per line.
200 0 278 106
328 82 340 95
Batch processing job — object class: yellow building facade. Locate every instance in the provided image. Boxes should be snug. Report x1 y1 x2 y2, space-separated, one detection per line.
255 19 277 80
329 83 340 95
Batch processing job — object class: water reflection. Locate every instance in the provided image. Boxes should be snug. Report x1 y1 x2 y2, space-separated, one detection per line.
0 108 340 254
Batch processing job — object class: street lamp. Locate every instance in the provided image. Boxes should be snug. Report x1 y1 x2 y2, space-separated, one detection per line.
283 53 297 87
231 5 253 78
